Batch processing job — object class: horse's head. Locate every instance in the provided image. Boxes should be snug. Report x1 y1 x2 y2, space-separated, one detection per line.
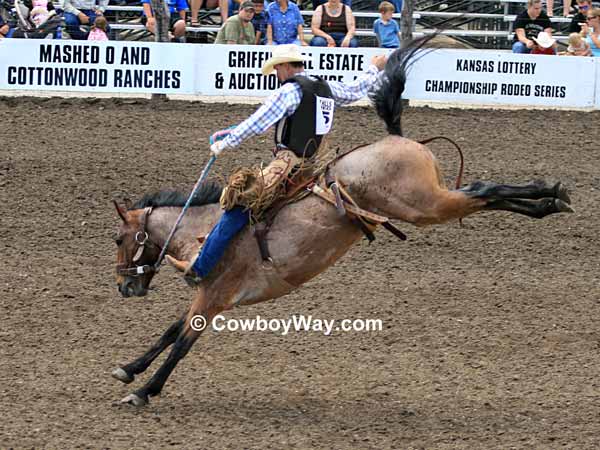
113 200 160 298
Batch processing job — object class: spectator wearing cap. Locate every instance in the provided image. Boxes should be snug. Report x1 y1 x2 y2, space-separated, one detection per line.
266 0 306 45
531 31 557 54
568 0 591 33
63 0 108 40
215 0 256 44
512 0 554 54
141 0 188 42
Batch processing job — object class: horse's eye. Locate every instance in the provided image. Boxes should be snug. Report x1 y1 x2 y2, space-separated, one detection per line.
115 238 123 246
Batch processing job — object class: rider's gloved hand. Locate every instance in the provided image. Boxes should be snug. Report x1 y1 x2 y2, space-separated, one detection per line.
210 140 227 158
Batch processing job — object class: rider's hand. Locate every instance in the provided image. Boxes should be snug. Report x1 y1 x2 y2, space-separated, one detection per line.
210 140 227 158
370 54 387 71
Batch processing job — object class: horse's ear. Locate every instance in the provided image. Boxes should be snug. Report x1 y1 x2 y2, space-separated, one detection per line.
123 197 133 210
113 200 128 223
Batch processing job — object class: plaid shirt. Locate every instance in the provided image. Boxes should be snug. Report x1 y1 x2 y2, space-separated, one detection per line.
223 65 381 149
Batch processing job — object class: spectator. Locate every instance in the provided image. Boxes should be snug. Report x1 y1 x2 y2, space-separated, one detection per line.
568 0 591 33
88 15 109 40
312 0 351 10
0 15 14 38
373 1 400 48
512 0 553 54
215 0 255 44
546 0 572 17
310 0 357 47
392 0 402 14
63 0 108 40
267 0 306 45
560 32 591 55
580 8 600 56
30 0 50 27
531 31 557 54
141 0 188 42
190 0 219 27
251 0 268 44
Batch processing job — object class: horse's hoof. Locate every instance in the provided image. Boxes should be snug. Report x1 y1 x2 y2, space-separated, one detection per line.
120 393 148 407
554 182 571 205
555 199 574 213
111 367 134 384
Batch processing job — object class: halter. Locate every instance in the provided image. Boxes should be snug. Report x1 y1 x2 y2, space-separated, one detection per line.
115 207 161 277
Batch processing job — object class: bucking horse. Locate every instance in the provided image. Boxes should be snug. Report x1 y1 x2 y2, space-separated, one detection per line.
112 38 572 406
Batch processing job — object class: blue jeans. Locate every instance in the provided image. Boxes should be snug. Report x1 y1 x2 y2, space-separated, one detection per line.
191 206 250 278
64 9 99 40
310 32 358 47
227 0 239 16
512 41 532 54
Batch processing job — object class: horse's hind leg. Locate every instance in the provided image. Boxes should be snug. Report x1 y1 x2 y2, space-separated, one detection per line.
485 197 573 219
111 314 185 384
460 180 571 204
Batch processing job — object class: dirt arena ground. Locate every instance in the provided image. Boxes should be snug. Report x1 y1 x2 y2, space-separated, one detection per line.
1 96 599 449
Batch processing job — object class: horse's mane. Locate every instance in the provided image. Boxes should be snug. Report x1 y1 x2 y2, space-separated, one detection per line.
130 180 223 210
369 34 437 137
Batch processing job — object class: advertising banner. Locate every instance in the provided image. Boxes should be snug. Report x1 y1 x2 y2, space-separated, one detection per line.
403 49 596 108
0 40 598 108
0 39 196 94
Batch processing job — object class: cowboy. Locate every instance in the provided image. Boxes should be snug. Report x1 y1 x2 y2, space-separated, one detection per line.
170 44 387 286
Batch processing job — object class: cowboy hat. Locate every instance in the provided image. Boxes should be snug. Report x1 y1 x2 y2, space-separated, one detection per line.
261 44 310 75
532 31 556 48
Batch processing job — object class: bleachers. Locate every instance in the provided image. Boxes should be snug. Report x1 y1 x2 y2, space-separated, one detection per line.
103 3 576 49
0 0 582 48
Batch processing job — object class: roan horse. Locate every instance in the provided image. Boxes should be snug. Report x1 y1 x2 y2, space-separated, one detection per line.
112 39 572 406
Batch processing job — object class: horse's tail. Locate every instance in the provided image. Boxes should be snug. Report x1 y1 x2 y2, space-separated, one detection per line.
370 35 437 136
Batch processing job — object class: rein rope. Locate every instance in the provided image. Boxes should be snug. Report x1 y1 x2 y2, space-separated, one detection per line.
152 129 232 273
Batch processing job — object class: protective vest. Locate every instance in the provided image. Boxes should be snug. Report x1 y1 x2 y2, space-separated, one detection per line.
275 76 335 159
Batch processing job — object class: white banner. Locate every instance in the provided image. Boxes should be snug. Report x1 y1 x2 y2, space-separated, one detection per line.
595 58 600 109
404 49 596 108
196 44 383 96
0 39 196 94
0 39 598 108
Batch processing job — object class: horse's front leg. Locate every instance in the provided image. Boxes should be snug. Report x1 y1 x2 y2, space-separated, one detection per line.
120 290 223 407
111 314 186 384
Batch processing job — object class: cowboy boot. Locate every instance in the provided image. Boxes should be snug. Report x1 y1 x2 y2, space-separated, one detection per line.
165 236 206 287
166 255 203 287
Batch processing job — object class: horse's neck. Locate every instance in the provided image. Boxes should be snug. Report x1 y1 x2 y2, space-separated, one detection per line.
146 205 222 260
